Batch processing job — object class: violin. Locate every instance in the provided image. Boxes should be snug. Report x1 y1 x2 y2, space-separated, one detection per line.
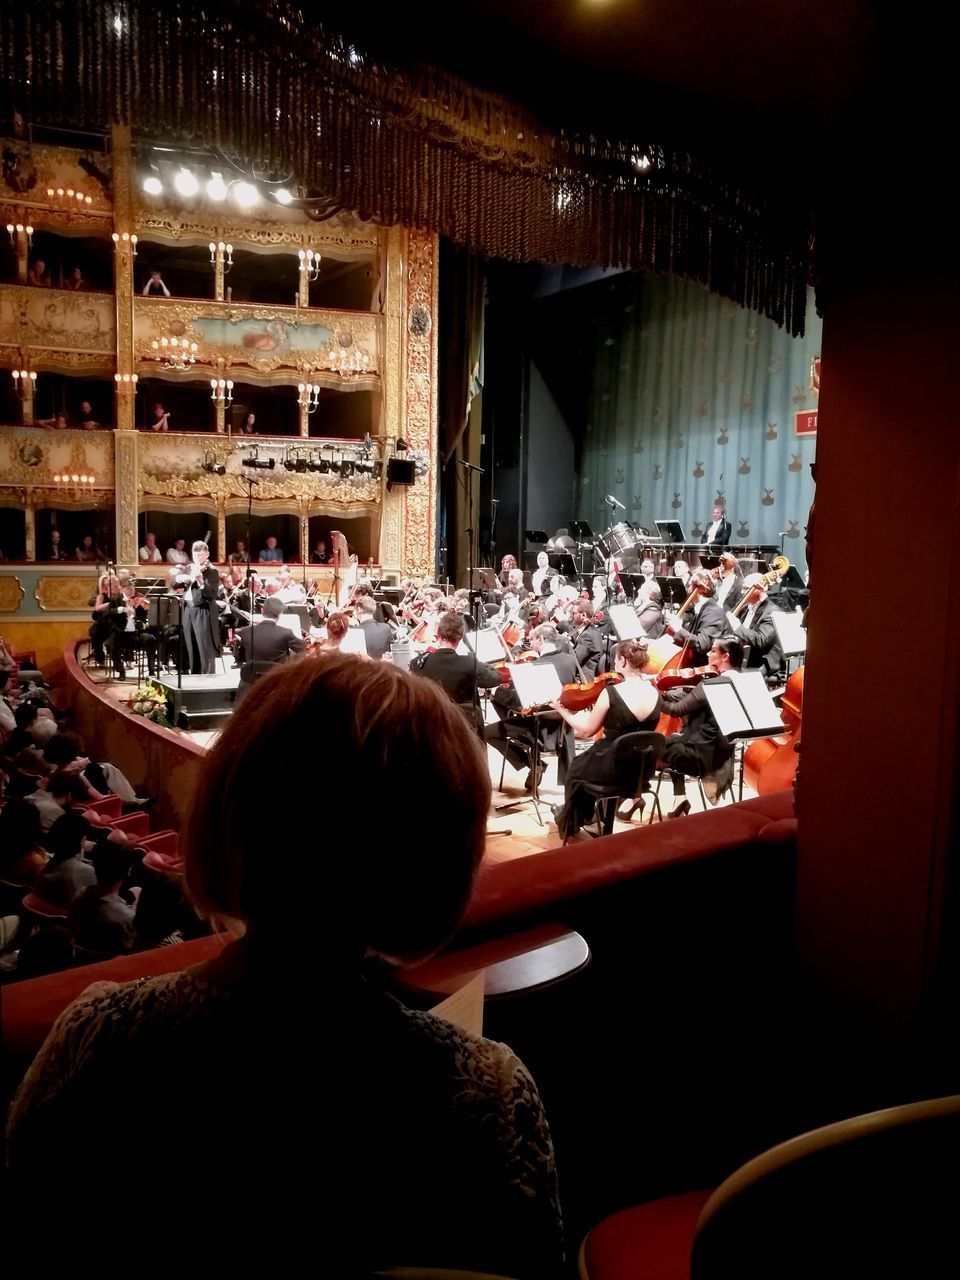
557 670 622 713
653 664 712 692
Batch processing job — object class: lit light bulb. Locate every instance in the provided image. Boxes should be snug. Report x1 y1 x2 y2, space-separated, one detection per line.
206 172 228 201
233 181 259 208
174 168 199 197
143 175 163 196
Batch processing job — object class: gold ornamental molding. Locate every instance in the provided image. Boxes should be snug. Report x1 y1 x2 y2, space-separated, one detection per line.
0 575 25 612
132 209 381 255
0 430 114 491
34 575 98 612
400 228 439 579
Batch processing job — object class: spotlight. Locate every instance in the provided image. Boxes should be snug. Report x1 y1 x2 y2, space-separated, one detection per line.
273 187 294 205
206 172 228 201
282 457 297 472
307 458 324 473
243 457 275 470
142 175 163 196
294 458 308 473
233 181 259 208
174 168 199 197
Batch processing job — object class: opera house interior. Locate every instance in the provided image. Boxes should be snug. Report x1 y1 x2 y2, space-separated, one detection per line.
1 2 959 1274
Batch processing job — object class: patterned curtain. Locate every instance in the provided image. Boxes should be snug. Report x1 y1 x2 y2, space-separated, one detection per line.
577 275 821 571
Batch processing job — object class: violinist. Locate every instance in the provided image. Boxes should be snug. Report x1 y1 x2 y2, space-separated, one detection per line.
110 572 157 678
531 551 552 598
569 600 604 679
662 569 727 666
549 638 662 837
635 566 665 639
484 624 578 791
658 636 743 818
412 611 501 735
713 551 743 610
179 540 221 676
727 573 782 680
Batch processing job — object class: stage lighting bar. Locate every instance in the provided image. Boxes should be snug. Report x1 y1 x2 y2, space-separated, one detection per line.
243 457 275 470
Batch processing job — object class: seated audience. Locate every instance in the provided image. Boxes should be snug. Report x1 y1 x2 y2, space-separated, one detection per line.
149 402 171 432
228 539 248 565
24 772 91 834
7 656 562 1276
141 269 171 298
310 538 329 564
0 799 48 886
139 531 163 563
259 535 283 562
166 536 189 565
238 412 257 434
76 535 99 562
67 841 137 956
47 529 66 561
63 266 88 291
0 669 15 737
15 925 75 979
77 400 100 429
27 257 49 287
39 812 96 904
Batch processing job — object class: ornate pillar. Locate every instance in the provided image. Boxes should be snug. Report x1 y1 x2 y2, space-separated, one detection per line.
20 375 35 425
111 125 136 432
24 492 36 563
399 228 439 580
299 400 310 437
213 241 226 302
299 503 309 565
380 226 405 576
216 499 227 564
114 430 139 566
297 250 309 308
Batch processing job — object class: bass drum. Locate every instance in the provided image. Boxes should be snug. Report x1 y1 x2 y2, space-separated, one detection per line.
597 521 641 561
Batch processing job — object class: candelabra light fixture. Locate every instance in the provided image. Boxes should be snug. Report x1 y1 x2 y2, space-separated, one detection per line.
298 248 321 282
151 335 198 371
327 343 371 380
11 368 37 398
298 380 321 413
111 231 138 255
209 241 234 271
52 470 97 498
5 223 34 250
210 376 235 406
114 373 139 387
47 185 94 207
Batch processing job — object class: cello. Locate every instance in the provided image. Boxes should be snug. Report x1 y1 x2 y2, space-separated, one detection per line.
743 664 804 794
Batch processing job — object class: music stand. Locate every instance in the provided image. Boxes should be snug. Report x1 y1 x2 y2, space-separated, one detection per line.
548 553 577 578
471 567 499 591
771 608 807 674
655 519 687 544
525 529 549 545
606 603 647 641
493 661 565 825
659 577 689 609
703 671 785 801
569 520 593 541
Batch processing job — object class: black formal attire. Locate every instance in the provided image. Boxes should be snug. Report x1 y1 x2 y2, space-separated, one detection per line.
360 618 394 660
570 622 604 679
485 649 578 781
181 564 222 675
659 676 734 794
737 596 783 679
635 597 665 640
713 571 744 613
670 598 728 666
310 551 331 564
102 597 157 678
414 648 502 735
553 683 663 837
700 519 732 546
235 619 305 698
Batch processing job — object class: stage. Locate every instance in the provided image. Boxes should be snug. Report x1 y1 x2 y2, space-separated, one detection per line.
156 669 242 732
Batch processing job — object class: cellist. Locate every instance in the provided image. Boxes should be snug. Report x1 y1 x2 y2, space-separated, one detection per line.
662 569 727 667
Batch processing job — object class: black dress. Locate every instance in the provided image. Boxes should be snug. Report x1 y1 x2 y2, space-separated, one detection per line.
555 682 662 836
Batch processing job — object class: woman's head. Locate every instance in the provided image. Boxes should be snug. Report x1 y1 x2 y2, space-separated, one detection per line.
325 612 349 644
183 654 491 961
0 799 43 865
614 638 650 674
46 812 90 863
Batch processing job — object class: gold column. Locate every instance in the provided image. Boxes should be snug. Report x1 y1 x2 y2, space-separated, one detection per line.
114 430 139 567
299 504 309 565
215 398 226 434
380 226 405 575
24 494 36 562
20 378 35 425
213 242 226 302
15 224 28 283
216 499 227 563
111 126 136 432
297 252 309 308
299 399 309 437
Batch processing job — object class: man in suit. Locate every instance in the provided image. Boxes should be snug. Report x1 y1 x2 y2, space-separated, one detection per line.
569 600 604 678
659 636 744 816
728 573 783 680
701 503 732 547
635 578 665 639
485 623 578 790
179 541 222 676
413 611 501 734
355 595 394 659
713 551 744 611
663 569 729 666
234 596 305 700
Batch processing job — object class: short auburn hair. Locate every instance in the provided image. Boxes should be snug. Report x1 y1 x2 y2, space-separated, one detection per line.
613 638 650 672
437 611 465 644
182 653 490 961
325 612 349 641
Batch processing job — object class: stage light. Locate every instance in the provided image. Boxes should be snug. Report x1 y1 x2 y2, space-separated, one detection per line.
243 457 275 470
294 458 308 473
273 187 294 205
395 437 409 451
206 172 228 201
142 175 163 196
174 168 199 197
307 458 324 472
203 460 226 475
282 458 297 472
233 181 259 208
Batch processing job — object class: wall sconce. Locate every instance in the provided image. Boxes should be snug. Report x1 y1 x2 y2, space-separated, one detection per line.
11 368 37 398
111 231 138 256
152 336 198 371
5 223 33 251
114 373 140 386
209 241 234 272
47 185 93 207
298 248 321 282
298 381 320 413
210 377 234 406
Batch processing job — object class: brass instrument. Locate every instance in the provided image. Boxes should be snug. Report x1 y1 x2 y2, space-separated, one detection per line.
730 555 790 617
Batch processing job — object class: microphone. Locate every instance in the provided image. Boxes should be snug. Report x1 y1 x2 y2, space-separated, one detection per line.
605 494 626 510
246 477 260 486
460 460 485 473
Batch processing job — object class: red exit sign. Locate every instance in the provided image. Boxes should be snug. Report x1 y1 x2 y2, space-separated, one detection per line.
795 409 818 436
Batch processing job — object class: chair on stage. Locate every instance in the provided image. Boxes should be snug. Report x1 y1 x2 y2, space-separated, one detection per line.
562 731 665 844
651 752 735 820
495 709 568 826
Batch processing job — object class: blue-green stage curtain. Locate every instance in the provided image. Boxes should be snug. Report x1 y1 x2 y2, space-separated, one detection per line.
576 275 822 572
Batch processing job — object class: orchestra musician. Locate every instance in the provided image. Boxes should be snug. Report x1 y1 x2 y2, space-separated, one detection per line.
116 572 158 678
549 637 662 837
727 573 783 680
178 540 221 676
531 551 552 597
663 569 728 666
635 575 665 640
355 595 394 659
658 636 744 817
484 624 578 791
568 600 604 679
713 551 743 610
701 502 732 547
412 611 501 735
234 597 306 701
88 572 123 666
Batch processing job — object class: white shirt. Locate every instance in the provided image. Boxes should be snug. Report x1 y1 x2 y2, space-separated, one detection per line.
166 548 189 565
140 545 162 562
706 519 723 542
0 696 15 734
716 574 737 606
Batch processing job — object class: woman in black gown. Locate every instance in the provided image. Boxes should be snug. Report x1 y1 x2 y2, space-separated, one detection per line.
550 637 661 837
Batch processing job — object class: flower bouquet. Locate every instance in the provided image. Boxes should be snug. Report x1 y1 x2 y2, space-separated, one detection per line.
128 680 173 729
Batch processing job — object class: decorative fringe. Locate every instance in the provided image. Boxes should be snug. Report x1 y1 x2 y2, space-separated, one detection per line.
1 0 810 335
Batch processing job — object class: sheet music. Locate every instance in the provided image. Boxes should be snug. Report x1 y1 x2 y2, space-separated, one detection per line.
508 661 563 709
771 608 807 656
607 603 647 640
702 681 753 737
727 670 784 734
466 628 510 663
339 626 368 656
430 971 485 1037
275 612 301 636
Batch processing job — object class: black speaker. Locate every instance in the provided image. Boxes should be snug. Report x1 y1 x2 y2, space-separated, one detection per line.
387 457 416 485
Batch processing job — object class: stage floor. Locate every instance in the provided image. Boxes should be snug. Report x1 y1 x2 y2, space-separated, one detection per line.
85 664 758 861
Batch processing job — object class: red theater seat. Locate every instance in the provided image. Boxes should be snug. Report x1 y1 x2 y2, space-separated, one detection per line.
579 1191 713 1280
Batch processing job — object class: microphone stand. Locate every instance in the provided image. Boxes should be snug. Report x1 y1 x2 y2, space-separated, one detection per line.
460 459 485 729
241 475 258 674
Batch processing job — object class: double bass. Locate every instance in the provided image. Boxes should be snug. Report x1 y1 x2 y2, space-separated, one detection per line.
743 664 803 794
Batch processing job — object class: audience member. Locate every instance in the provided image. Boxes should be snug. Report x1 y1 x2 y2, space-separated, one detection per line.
0 798 48 885
24 772 90 834
39 812 96 904
7 655 563 1276
228 539 248 565
63 266 88 291
139 531 163 563
259 535 283 562
67 841 137 955
148 402 171 432
310 538 329 564
76 535 99 562
166 537 189 565
141 270 171 298
27 257 49 287
238 412 257 434
15 925 75 979
77 400 100 429
47 529 66 561
0 668 15 736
